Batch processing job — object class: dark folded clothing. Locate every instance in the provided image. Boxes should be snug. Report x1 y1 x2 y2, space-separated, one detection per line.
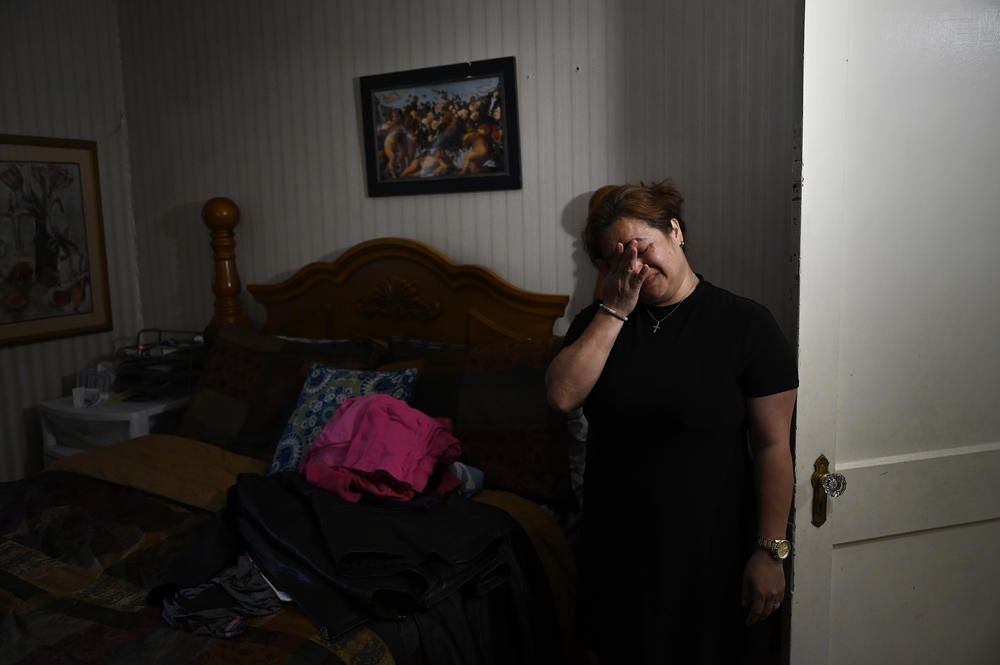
152 471 565 664
233 471 520 633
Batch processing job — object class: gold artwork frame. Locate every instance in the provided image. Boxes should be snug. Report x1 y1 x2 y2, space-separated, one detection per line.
0 134 112 346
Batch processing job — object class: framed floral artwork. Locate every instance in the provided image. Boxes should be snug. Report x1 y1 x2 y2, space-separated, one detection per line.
0 135 112 346
360 56 522 197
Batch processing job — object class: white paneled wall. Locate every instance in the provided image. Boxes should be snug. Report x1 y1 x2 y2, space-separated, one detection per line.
0 0 802 480
0 0 141 481
117 0 799 337
117 0 633 332
622 0 803 338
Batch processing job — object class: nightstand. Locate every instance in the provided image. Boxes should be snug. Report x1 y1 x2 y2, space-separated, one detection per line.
40 395 191 464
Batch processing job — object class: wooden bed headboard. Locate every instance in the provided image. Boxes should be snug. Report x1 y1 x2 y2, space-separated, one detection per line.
202 197 569 344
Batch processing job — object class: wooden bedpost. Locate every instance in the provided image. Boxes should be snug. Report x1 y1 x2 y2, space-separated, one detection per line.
202 197 251 329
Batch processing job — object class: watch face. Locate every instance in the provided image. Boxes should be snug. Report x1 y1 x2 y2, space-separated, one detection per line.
776 541 791 558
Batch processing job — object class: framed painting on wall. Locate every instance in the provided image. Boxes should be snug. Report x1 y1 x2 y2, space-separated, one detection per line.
0 134 112 346
360 56 522 197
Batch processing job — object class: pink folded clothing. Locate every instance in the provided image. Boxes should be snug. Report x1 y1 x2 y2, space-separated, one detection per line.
300 394 462 502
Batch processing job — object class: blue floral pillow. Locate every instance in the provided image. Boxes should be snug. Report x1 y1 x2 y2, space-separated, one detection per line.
268 365 419 474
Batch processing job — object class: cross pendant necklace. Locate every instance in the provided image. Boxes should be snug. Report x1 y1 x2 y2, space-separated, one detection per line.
646 296 688 333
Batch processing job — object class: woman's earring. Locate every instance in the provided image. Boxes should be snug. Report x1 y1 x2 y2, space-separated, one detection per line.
680 240 685 248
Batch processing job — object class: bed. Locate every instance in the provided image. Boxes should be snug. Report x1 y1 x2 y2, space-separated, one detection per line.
1 197 582 665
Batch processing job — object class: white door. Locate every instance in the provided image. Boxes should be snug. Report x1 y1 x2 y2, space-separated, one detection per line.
790 1 1000 664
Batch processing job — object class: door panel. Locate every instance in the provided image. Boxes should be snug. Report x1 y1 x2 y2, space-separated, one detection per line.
832 444 1000 544
830 520 1000 664
792 0 1000 663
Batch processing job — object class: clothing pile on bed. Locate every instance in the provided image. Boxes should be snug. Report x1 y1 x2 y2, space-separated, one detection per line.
300 394 468 504
150 393 560 664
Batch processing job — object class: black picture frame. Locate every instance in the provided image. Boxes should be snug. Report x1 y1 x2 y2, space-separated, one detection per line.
360 56 522 197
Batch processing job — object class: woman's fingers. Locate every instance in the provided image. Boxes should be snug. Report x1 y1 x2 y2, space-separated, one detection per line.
613 240 640 273
742 565 784 625
607 240 628 275
746 592 784 625
599 240 648 311
632 262 648 284
620 242 647 286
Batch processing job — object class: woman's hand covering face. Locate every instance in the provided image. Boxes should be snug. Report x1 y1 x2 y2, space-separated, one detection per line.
597 239 650 315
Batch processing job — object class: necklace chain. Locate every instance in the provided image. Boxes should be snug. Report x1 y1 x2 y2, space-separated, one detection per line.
646 295 688 333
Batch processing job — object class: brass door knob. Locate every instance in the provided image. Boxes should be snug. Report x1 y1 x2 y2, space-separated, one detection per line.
811 455 847 527
820 470 847 498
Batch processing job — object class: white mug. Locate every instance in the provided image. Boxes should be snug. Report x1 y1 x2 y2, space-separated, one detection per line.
72 386 101 408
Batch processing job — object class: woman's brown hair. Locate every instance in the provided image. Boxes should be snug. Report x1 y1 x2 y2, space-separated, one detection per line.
583 179 686 265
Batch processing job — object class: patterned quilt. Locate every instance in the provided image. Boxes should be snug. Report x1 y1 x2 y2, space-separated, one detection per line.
0 449 399 664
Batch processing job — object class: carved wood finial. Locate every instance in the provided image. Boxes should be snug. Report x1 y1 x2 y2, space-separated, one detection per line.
202 197 250 329
357 276 440 321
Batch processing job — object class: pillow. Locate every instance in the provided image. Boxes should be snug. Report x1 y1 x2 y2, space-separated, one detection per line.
175 322 390 460
267 365 419 474
393 336 573 508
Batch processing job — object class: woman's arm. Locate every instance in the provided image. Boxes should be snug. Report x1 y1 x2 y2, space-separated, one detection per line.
545 310 624 413
742 387 797 625
545 240 647 413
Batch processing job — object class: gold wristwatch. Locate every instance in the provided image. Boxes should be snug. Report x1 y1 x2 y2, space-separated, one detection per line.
756 536 791 560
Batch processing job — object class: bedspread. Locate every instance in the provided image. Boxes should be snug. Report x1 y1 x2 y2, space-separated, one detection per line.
0 441 395 665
